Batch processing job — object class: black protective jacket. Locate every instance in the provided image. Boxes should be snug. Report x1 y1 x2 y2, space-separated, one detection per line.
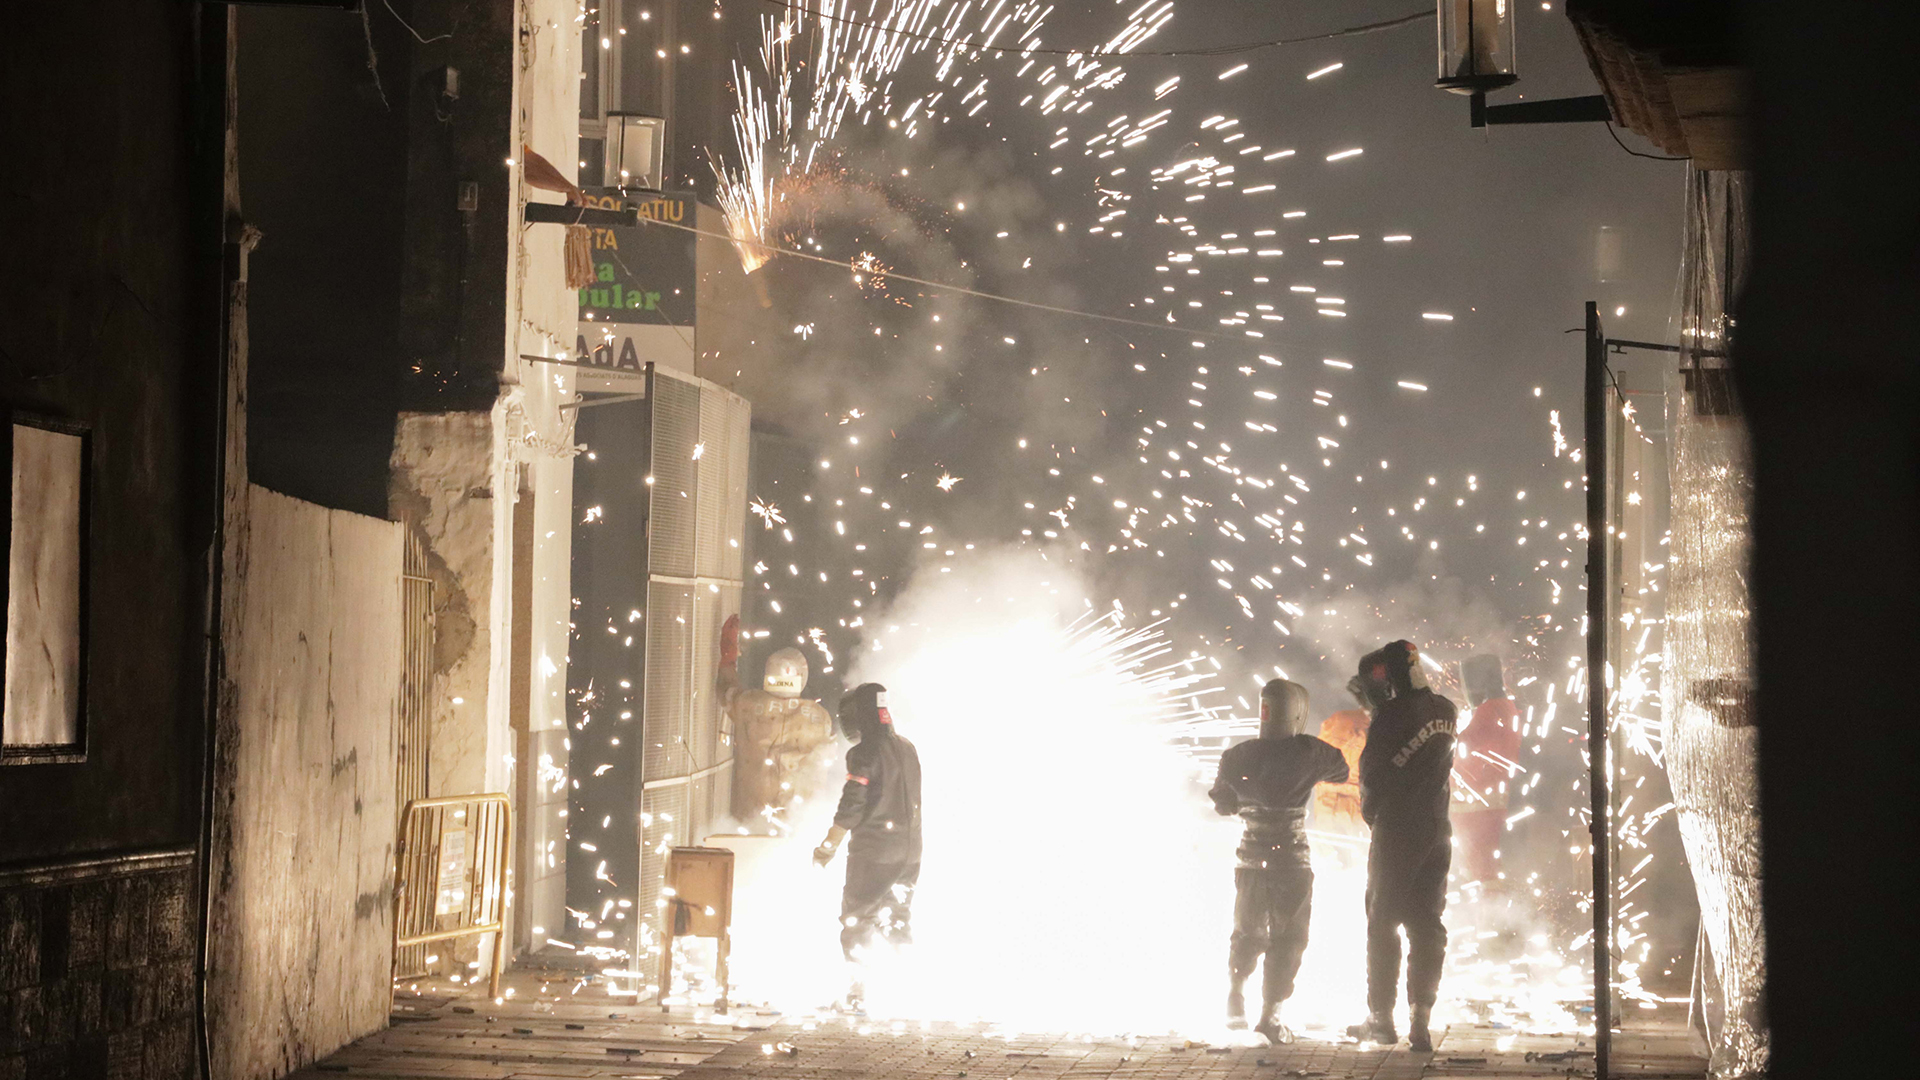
1210 734 1349 867
1358 689 1459 839
833 732 922 860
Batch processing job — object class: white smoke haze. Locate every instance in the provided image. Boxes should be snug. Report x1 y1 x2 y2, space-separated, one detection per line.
713 550 1362 1032
712 551 1594 1034
702 138 1114 459
1218 567 1527 720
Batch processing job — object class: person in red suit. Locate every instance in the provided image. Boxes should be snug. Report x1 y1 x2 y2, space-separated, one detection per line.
1451 654 1522 889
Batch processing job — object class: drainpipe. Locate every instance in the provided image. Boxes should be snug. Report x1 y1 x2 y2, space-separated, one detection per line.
191 5 235 1078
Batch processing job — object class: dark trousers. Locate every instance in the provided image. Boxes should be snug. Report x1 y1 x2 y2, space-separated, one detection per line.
840 854 919 961
1365 830 1451 1014
1230 865 1314 1008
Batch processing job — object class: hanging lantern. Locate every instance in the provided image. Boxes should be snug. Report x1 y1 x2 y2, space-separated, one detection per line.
604 113 667 193
1436 0 1518 94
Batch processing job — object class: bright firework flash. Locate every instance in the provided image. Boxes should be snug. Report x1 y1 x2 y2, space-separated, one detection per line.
691 551 1631 1039
589 0 1695 1047
714 0 1151 269
719 549 1255 1034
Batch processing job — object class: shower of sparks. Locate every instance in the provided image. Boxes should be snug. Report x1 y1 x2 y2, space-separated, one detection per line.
561 0 1688 1042
850 250 891 292
714 0 1168 267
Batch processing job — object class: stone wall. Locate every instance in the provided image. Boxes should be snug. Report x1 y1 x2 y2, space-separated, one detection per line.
205 485 403 1080
0 852 196 1080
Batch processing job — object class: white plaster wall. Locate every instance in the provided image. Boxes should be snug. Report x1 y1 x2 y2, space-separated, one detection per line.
383 0 581 962
507 0 581 948
208 484 403 1080
519 452 574 942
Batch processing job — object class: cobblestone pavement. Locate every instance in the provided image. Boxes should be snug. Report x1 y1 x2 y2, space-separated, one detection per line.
285 966 1705 1080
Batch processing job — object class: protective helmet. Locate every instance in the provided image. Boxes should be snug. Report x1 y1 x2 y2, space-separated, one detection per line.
1462 654 1506 707
837 683 893 743
763 648 808 698
1348 648 1396 711
1260 678 1310 740
1379 640 1429 695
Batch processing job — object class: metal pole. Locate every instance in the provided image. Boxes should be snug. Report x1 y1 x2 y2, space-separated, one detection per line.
1583 301 1613 1077
492 799 512 1000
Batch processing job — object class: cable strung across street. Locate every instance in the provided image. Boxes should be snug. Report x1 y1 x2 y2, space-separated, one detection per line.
758 1 1434 59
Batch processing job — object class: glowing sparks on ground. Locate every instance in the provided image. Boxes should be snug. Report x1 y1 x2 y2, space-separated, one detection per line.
570 0 1692 1045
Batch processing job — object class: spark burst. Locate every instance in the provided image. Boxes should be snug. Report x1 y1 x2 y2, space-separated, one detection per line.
595 0 1685 1040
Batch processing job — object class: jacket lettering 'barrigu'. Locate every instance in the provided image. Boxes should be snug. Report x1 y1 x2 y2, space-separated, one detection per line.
1358 690 1459 839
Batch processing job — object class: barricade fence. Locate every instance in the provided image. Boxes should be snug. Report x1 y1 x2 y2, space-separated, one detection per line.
394 793 512 998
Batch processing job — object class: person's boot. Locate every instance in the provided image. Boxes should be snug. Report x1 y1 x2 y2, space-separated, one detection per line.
838 977 867 1016
1345 1011 1396 1045
1254 1002 1294 1045
1408 1005 1433 1052
1226 986 1248 1030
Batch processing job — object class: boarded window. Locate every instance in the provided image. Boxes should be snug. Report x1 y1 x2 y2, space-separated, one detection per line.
2 418 88 761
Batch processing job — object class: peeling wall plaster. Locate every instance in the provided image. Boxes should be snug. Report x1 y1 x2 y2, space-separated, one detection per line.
208 485 403 1080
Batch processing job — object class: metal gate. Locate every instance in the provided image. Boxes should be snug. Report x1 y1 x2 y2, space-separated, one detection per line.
396 528 435 978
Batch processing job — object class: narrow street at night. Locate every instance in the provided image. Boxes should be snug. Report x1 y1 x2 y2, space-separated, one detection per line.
4 2 1913 1079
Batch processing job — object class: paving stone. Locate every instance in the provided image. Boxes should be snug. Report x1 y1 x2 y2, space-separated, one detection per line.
304 968 1704 1080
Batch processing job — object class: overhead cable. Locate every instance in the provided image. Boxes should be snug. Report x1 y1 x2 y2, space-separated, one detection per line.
632 214 1264 343
757 1 1434 59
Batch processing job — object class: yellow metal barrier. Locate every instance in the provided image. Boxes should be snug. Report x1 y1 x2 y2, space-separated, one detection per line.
394 793 512 998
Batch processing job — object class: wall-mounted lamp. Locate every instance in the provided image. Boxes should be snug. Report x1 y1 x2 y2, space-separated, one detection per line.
1436 0 1518 95
1437 0 1612 126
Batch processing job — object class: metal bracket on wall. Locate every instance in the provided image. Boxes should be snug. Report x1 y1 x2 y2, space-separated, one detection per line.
560 392 649 412
524 203 639 228
520 354 648 382
1605 339 1736 417
1471 92 1613 127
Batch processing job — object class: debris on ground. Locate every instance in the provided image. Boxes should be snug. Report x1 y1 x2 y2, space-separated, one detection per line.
1527 1049 1597 1063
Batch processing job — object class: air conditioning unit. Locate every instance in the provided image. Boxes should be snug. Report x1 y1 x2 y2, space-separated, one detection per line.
604 113 667 193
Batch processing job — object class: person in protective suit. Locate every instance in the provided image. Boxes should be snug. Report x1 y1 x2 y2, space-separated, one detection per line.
813 683 922 1010
718 615 834 824
1347 641 1458 1052
1452 654 1521 888
1209 678 1349 1044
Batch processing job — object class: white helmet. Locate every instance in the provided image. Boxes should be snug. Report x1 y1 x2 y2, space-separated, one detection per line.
763 648 808 698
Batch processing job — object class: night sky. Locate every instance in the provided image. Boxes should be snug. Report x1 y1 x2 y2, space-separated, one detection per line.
696 0 1683 709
